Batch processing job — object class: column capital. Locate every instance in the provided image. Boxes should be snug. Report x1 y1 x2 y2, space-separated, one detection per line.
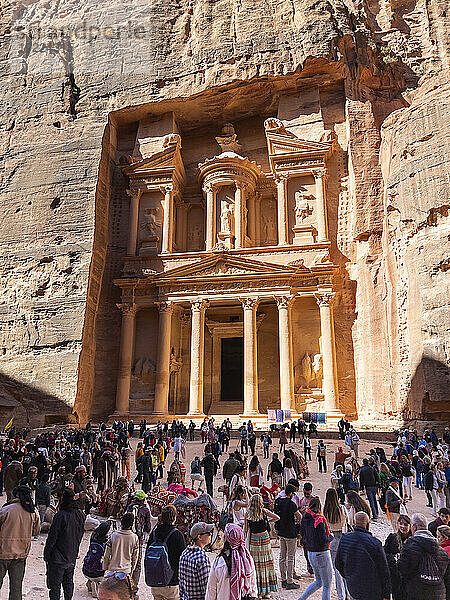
314 290 336 307
274 174 289 184
240 297 259 310
202 182 214 195
312 168 328 180
126 186 142 200
179 311 191 325
159 184 174 195
274 294 294 309
190 298 209 312
235 181 249 192
116 303 138 316
155 301 174 313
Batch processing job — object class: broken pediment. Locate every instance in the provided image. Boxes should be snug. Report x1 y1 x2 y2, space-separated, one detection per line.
264 120 332 176
152 253 302 284
121 135 186 190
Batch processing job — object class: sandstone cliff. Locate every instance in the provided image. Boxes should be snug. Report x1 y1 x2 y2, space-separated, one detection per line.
0 0 448 426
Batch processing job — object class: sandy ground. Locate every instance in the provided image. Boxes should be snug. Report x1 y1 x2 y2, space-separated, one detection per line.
0 434 438 600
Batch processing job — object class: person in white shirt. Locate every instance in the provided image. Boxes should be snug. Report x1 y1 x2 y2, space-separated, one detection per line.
102 513 139 576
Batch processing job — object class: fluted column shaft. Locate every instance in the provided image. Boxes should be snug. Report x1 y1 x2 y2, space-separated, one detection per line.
276 175 288 245
188 299 209 415
235 183 244 248
313 169 329 242
315 291 339 411
241 297 259 416
276 295 295 411
115 304 137 414
153 302 174 414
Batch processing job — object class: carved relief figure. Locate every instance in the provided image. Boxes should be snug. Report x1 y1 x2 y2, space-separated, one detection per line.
188 223 203 251
294 190 314 223
295 352 323 389
262 213 276 245
220 202 233 234
140 207 159 239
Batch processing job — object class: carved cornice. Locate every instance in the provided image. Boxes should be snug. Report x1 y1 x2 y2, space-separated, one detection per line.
314 291 335 307
274 294 294 309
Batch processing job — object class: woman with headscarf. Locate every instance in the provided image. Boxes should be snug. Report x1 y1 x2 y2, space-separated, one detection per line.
206 523 257 600
83 520 113 597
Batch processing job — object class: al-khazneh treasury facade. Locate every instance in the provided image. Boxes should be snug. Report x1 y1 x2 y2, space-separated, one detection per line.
112 117 352 423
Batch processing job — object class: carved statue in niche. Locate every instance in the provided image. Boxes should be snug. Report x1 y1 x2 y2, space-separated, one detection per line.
262 212 276 245
295 352 323 390
294 189 314 224
220 202 233 234
132 357 156 396
140 207 159 239
215 123 242 153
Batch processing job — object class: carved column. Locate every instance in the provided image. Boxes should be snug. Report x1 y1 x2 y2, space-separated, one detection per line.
204 183 215 251
313 169 329 242
275 295 295 412
241 297 260 416
188 299 209 416
254 192 261 246
126 188 141 256
275 175 289 245
234 182 245 248
115 303 137 414
248 195 256 245
314 291 340 413
153 302 174 414
160 184 174 254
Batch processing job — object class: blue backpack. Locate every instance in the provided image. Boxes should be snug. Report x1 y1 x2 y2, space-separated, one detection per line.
82 541 105 578
144 529 176 587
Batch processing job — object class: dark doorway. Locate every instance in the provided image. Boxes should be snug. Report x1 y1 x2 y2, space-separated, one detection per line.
221 337 244 402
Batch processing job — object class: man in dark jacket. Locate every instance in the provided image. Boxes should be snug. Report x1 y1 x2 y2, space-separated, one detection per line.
200 448 218 497
336 511 391 600
398 512 450 600
44 488 86 600
274 484 301 590
359 458 380 520
222 453 239 485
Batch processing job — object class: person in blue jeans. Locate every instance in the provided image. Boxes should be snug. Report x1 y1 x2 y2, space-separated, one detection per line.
359 458 380 520
299 496 334 600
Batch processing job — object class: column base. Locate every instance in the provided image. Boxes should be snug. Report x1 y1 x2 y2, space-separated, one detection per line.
240 410 261 418
187 411 206 418
325 409 345 422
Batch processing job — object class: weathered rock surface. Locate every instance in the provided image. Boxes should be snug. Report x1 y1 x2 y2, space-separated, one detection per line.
0 0 448 425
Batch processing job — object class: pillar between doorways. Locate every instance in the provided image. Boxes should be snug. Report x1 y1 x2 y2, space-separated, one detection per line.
188 299 209 416
275 175 289 246
312 168 329 242
115 303 138 414
153 302 174 415
275 295 295 412
160 184 174 254
240 297 260 416
204 183 215 251
126 188 141 256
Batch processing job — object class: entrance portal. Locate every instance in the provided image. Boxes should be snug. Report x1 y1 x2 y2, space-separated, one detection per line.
220 337 244 402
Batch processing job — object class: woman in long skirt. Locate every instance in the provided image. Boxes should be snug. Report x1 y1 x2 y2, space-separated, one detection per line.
245 493 279 598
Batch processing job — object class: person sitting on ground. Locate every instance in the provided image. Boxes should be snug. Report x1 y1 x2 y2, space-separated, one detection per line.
102 513 139 576
98 573 134 600
399 513 450 600
336 511 391 600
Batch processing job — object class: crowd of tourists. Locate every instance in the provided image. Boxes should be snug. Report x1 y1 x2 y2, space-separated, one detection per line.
0 418 449 600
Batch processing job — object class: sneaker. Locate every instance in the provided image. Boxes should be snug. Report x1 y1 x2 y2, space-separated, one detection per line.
281 581 287 589
285 582 300 590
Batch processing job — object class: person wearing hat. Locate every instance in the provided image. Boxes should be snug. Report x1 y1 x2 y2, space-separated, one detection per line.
386 479 407 532
179 522 213 600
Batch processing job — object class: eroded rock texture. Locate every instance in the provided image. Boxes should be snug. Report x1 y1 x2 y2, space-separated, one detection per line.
0 0 448 425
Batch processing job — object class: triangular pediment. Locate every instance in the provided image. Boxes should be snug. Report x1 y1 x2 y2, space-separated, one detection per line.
266 132 332 158
153 253 302 283
121 143 186 186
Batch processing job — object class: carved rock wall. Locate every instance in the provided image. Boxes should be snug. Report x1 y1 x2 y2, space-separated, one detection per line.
0 0 448 424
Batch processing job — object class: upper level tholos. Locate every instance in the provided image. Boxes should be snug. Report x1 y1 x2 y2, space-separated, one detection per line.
120 114 335 262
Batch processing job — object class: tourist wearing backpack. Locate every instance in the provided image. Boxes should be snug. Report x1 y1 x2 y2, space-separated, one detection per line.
398 513 450 600
102 513 139 576
145 504 186 600
83 521 112 597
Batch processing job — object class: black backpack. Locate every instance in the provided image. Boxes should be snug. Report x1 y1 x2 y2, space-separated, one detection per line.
419 552 443 586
